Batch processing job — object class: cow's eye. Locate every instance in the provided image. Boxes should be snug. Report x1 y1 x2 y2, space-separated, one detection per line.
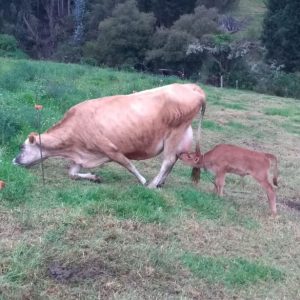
19 145 24 151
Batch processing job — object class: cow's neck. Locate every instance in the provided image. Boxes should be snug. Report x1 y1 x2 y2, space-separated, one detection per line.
39 131 72 158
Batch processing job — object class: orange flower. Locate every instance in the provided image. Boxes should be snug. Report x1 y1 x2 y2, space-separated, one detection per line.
0 180 5 190
35 104 43 110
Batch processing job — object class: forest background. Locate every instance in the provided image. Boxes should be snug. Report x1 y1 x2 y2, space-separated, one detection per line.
0 0 300 98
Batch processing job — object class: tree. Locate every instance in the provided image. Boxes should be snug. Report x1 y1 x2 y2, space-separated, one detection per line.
262 0 300 72
84 0 155 67
146 5 220 75
138 0 197 27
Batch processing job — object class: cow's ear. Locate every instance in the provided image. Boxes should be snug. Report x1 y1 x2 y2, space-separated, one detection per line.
28 133 37 144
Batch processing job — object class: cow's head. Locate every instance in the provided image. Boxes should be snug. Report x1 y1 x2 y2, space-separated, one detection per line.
13 132 46 167
179 152 203 167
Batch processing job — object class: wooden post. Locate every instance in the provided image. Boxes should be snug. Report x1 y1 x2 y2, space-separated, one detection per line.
220 75 223 88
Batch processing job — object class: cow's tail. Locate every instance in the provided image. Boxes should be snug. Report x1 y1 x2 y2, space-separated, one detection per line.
266 153 279 187
191 93 206 184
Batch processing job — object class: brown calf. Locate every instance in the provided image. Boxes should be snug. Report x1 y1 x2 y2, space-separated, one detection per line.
179 144 278 215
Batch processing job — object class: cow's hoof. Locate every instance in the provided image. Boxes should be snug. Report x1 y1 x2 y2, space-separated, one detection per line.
147 183 158 189
92 176 101 183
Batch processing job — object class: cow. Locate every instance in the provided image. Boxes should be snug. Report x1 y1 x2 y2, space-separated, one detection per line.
13 83 206 188
179 144 278 215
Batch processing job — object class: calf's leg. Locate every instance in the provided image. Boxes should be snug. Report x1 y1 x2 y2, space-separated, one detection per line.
255 176 277 215
214 172 226 196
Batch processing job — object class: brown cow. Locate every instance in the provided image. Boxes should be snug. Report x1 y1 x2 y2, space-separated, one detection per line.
179 144 278 215
13 83 206 188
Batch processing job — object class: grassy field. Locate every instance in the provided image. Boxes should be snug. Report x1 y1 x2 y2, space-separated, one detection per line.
0 57 300 299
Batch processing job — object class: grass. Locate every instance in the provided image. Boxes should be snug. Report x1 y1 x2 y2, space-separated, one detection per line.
0 57 300 299
182 254 283 287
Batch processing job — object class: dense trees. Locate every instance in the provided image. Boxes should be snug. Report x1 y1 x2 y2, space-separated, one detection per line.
262 0 300 72
1 0 299 98
84 0 155 67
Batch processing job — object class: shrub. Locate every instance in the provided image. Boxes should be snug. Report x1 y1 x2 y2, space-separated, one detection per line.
0 34 18 52
0 34 27 59
253 64 300 99
0 105 36 145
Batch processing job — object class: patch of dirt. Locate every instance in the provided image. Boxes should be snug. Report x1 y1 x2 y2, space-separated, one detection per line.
48 260 116 283
283 199 300 211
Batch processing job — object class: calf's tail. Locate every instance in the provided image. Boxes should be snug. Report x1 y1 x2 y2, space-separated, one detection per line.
191 93 206 184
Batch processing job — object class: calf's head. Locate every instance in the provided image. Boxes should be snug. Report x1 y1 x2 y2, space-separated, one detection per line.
13 133 45 167
179 152 203 167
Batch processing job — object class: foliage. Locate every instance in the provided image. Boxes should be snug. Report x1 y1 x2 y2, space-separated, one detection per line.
0 34 27 58
146 5 220 75
262 0 300 72
86 0 156 67
138 0 197 27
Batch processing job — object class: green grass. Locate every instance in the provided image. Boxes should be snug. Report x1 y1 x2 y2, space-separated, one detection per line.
263 107 295 117
203 119 224 131
0 57 300 299
182 253 283 287
176 187 237 220
226 121 248 130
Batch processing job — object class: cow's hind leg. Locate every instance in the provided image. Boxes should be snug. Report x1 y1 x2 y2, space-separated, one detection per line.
69 163 101 183
148 155 177 188
148 126 193 189
106 151 147 185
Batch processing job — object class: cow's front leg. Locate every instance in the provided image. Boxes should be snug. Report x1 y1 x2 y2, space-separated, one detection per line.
68 163 101 183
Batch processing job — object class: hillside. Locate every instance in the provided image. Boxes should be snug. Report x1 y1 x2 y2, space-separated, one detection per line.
0 58 300 299
234 0 266 38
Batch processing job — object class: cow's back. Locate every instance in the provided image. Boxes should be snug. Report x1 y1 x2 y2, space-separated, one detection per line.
62 84 204 154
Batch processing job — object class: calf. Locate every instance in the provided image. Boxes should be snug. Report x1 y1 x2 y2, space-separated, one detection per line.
179 144 278 215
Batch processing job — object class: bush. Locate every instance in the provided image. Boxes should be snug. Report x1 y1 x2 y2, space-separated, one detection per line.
0 34 27 59
0 105 36 145
252 64 300 99
0 34 18 52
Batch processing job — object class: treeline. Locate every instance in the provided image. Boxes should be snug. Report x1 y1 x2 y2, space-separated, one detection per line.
0 0 300 98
